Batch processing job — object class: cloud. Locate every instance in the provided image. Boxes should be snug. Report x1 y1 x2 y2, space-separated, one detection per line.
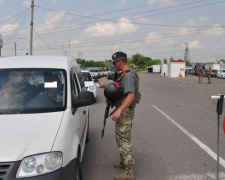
119 0 126 6
145 32 172 45
35 11 72 32
0 23 19 34
203 24 225 36
84 17 138 37
22 1 31 8
183 40 201 49
145 32 162 43
148 0 175 7
199 16 209 22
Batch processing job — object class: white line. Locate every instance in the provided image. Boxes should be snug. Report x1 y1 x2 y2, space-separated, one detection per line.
152 105 225 169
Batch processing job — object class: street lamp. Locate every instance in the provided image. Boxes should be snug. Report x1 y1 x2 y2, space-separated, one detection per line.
0 35 3 57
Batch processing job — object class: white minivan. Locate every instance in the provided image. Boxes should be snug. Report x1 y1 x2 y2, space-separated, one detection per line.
0 56 94 180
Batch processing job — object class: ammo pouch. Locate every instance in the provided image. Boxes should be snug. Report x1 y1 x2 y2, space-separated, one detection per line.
136 92 141 104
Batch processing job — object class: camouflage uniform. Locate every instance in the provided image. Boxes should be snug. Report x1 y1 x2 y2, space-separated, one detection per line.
115 68 138 174
208 68 212 84
198 66 203 83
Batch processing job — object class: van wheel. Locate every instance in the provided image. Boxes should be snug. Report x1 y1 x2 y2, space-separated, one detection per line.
74 158 82 180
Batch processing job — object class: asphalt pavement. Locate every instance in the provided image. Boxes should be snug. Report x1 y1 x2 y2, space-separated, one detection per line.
82 73 225 180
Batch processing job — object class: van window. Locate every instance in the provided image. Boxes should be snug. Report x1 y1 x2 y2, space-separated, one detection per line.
0 68 67 114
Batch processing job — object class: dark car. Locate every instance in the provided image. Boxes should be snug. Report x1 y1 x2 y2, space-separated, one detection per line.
108 63 117 80
203 69 208 77
211 69 218 78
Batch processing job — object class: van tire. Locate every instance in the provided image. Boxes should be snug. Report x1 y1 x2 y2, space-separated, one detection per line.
74 158 82 180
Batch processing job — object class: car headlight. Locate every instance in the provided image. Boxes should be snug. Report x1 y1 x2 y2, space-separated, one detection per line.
87 86 95 91
16 152 62 178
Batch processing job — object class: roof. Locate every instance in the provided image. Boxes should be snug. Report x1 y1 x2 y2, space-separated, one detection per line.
0 56 78 69
81 70 90 73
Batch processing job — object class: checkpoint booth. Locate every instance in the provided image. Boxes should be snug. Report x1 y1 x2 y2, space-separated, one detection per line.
168 60 186 78
161 60 186 78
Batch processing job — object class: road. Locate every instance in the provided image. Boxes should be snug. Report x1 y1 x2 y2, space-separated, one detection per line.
82 73 225 180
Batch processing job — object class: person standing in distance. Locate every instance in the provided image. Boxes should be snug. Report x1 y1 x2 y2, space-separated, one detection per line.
198 65 204 84
99 51 139 180
208 67 212 84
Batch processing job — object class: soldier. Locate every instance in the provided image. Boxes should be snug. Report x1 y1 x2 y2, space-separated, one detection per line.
208 67 212 84
99 51 140 180
198 65 204 84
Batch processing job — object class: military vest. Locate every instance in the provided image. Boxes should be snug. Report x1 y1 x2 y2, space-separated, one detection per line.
114 68 141 108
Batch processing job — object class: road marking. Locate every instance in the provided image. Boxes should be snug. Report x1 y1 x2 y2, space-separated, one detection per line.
152 105 225 169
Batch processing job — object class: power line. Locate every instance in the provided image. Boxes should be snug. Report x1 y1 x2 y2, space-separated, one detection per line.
35 1 225 28
0 8 30 25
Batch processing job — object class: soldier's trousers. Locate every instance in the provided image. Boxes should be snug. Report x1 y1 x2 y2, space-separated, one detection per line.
115 108 135 167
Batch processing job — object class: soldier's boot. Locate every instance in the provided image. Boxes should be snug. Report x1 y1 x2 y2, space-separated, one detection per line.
114 166 135 180
113 162 125 169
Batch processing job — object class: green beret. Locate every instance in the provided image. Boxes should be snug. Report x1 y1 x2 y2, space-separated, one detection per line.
112 51 127 59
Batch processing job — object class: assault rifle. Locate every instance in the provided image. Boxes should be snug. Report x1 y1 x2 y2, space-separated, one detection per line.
101 71 118 138
101 99 111 138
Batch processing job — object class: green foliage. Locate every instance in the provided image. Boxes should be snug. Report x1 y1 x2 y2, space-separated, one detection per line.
76 58 110 67
163 58 167 64
169 57 174 62
185 60 192 66
131 53 153 69
205 62 215 64
219 59 225 64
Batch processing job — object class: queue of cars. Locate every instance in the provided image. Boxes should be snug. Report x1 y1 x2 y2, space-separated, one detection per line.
189 68 225 79
80 67 112 103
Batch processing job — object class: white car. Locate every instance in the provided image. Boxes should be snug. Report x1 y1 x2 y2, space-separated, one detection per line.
81 70 97 101
0 56 94 180
217 69 225 78
89 69 101 78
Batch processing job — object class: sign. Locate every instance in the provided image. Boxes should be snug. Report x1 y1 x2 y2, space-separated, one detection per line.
180 68 185 71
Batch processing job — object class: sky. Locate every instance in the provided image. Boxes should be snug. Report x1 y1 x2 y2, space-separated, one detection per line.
0 0 224 63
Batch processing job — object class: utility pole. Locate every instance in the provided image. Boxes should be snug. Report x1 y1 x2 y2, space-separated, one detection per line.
30 0 34 55
68 39 70 56
15 43 17 56
0 34 3 57
184 43 189 61
174 45 176 59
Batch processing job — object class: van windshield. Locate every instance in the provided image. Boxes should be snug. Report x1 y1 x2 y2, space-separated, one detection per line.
0 68 66 114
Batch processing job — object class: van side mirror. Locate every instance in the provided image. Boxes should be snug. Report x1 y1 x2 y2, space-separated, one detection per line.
72 91 94 108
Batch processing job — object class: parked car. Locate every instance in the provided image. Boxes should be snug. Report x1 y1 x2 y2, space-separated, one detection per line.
203 69 208 77
108 64 117 80
81 70 97 101
211 69 218 78
0 56 94 180
89 69 101 78
217 69 225 78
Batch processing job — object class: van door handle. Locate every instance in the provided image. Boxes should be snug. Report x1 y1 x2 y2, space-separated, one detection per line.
83 111 86 115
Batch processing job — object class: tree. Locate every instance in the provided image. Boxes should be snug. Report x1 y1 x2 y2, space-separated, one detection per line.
169 57 174 62
219 59 225 64
185 60 192 67
163 58 167 64
150 59 161 65
131 53 152 69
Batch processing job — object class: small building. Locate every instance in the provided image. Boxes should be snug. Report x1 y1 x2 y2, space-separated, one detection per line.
147 65 161 73
161 64 168 76
161 60 186 78
168 60 186 78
